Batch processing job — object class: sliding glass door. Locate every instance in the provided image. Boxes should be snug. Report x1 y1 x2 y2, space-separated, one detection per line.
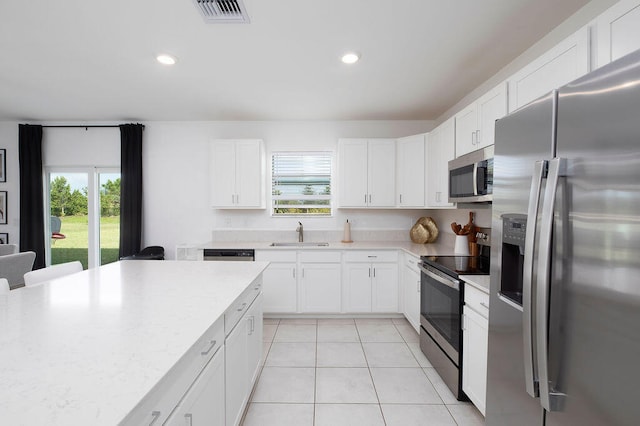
46 168 120 269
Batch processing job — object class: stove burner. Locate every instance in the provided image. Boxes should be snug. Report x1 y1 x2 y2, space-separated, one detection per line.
421 255 490 277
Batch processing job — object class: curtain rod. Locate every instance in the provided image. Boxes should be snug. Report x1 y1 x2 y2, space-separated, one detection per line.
41 125 145 129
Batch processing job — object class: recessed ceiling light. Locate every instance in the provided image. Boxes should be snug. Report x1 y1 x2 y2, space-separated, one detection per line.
341 52 360 64
156 54 177 66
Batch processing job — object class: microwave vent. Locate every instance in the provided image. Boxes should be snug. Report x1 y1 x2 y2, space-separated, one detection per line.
193 0 250 23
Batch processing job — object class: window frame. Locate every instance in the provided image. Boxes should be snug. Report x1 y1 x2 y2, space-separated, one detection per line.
270 151 334 217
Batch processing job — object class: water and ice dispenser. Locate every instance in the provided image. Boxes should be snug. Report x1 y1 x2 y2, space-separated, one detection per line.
500 214 527 305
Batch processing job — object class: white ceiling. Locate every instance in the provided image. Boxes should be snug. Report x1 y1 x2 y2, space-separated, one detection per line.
0 0 591 122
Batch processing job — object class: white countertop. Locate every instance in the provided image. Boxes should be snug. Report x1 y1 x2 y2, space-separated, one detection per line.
0 260 268 426
460 274 490 294
196 239 460 258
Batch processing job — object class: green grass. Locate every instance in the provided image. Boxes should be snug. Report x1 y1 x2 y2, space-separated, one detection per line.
51 215 120 269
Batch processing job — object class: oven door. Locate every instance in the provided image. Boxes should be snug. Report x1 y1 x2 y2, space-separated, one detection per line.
419 262 461 363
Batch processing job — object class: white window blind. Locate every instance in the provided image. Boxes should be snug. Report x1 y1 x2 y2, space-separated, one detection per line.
272 152 332 216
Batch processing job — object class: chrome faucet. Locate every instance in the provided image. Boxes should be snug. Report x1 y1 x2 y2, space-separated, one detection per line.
296 221 304 242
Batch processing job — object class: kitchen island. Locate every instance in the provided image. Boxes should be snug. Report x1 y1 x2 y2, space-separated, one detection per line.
0 260 268 425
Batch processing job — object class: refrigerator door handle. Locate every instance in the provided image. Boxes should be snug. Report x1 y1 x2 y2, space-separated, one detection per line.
522 159 547 398
536 157 566 412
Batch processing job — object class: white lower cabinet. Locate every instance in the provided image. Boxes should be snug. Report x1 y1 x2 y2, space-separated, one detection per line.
462 285 489 416
225 293 263 426
164 348 226 426
402 253 421 332
256 250 298 313
343 251 398 313
300 252 342 312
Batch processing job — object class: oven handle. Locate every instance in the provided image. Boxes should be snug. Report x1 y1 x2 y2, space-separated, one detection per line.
418 264 460 290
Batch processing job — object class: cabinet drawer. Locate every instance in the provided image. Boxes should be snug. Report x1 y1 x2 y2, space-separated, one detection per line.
225 277 262 335
121 318 224 426
464 284 489 319
344 250 398 263
255 250 296 262
298 251 341 263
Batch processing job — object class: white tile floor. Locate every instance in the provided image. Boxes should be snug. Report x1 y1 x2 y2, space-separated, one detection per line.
241 318 485 426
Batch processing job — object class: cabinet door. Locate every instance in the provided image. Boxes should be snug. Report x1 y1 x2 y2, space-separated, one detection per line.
396 134 425 207
338 139 369 207
344 263 373 312
300 263 342 312
462 306 488 416
210 140 236 207
427 118 455 207
371 263 399 312
246 294 263 387
403 260 421 332
225 319 248 426
235 139 263 208
596 0 640 68
477 83 507 148
509 27 590 112
164 349 225 426
367 139 396 207
455 103 479 157
262 262 297 313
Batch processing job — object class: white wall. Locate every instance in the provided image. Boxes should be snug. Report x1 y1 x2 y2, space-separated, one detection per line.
0 122 19 245
142 120 434 257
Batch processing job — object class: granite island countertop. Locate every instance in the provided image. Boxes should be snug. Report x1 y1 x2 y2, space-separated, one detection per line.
0 260 268 425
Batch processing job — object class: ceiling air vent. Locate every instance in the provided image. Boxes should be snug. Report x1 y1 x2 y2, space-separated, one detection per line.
193 0 250 23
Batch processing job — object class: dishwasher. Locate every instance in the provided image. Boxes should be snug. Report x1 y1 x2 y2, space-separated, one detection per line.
203 249 255 261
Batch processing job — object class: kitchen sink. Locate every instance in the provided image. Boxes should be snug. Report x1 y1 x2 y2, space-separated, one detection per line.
270 242 330 247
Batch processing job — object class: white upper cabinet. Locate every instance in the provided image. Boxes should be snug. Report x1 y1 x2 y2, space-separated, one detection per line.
210 139 264 209
396 134 426 208
455 83 507 157
427 118 455 208
338 138 396 208
508 27 590 112
596 0 640 68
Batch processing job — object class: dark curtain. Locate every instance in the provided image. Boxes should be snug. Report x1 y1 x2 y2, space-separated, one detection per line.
119 124 144 258
19 124 46 269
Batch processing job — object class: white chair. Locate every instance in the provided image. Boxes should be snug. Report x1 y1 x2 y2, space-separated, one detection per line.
24 261 83 286
0 251 36 289
0 244 18 256
0 278 9 295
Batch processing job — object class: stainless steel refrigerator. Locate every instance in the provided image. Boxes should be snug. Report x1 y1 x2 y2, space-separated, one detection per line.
487 48 640 425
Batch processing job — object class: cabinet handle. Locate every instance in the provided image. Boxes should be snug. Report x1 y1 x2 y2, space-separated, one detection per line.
399 194 403 204
236 194 239 204
417 280 420 293
184 413 193 426
237 302 247 312
373 268 376 278
476 129 481 144
367 255 377 258
436 191 441 203
369 194 372 203
201 339 218 355
365 194 367 204
293 268 296 278
149 411 161 425
369 268 371 278
231 194 235 204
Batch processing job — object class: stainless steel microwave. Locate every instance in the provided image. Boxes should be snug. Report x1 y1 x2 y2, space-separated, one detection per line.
448 145 493 203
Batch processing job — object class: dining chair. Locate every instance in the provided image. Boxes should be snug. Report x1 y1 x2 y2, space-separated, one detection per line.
24 261 83 286
0 278 10 295
0 251 36 289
